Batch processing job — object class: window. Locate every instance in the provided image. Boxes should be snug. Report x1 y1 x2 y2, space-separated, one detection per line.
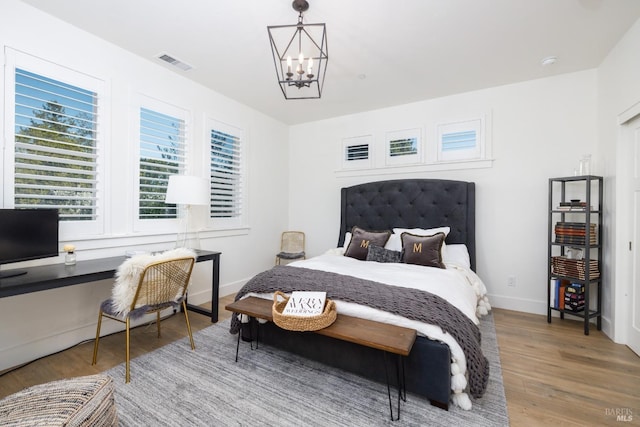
341 135 373 169
208 119 245 226
347 144 369 161
4 49 105 237
437 118 484 162
138 105 186 220
385 128 421 166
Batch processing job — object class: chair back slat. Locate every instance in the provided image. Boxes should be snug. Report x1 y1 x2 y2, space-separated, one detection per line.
130 257 195 310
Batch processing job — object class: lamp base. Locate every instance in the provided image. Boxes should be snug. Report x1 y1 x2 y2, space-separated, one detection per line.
174 205 201 250
175 231 201 250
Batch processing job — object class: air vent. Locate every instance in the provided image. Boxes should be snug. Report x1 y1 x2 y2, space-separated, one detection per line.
157 53 192 71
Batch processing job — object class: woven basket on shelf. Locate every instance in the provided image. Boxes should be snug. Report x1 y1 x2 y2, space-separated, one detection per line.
272 290 337 332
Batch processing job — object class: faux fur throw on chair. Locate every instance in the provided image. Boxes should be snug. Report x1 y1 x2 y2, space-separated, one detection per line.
110 248 197 316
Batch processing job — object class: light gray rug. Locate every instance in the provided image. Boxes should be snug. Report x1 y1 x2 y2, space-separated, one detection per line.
106 313 508 426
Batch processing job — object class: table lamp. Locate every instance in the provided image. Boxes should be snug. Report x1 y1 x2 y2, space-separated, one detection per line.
164 175 209 249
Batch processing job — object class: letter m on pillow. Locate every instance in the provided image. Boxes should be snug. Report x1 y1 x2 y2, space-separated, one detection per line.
360 240 370 248
413 242 423 253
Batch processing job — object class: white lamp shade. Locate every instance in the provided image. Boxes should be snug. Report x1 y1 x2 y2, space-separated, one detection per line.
165 175 209 205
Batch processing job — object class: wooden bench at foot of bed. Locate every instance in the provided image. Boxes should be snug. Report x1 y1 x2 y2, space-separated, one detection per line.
226 296 418 420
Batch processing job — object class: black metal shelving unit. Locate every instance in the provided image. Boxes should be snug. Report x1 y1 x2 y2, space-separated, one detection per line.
547 175 603 335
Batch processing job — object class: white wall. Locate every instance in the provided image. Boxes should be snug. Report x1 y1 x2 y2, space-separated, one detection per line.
0 1 289 371
597 17 640 343
288 70 599 318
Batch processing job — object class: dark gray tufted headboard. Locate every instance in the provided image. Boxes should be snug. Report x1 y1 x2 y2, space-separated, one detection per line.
337 179 476 271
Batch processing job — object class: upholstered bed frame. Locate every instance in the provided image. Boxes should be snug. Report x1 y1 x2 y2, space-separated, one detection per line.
256 178 476 410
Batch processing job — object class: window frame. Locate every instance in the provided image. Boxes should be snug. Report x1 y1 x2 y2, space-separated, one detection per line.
205 117 247 230
3 48 108 240
385 128 422 166
132 94 191 234
436 117 485 162
340 135 373 170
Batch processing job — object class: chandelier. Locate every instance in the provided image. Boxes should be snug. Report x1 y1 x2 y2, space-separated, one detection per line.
267 0 328 100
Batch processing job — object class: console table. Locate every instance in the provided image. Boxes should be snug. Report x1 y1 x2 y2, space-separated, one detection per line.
0 249 221 323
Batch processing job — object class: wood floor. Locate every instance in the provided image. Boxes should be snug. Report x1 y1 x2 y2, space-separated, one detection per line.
1 298 638 426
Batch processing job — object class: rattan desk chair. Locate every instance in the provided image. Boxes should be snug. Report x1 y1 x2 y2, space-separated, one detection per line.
275 231 306 265
92 254 196 383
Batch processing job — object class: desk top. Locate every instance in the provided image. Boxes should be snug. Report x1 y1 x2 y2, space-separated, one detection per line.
0 249 220 299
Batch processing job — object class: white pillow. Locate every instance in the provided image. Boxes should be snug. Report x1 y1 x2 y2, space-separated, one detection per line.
392 226 451 237
442 244 471 268
342 232 352 249
388 227 451 252
384 234 401 251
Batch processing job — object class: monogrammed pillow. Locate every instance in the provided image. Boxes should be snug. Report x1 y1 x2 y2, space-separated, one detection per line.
344 226 392 261
401 232 446 268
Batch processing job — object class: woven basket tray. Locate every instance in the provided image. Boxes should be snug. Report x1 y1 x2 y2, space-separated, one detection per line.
272 290 337 331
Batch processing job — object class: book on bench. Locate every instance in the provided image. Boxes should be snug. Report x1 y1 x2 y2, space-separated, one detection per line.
282 291 327 317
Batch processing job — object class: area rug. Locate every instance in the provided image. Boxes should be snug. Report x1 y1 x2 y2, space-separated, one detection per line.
106 313 508 426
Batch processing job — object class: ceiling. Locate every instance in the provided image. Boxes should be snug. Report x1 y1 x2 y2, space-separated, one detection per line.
21 0 640 125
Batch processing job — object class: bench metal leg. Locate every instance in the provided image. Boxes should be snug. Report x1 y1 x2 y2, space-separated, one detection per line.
383 351 406 421
234 317 260 362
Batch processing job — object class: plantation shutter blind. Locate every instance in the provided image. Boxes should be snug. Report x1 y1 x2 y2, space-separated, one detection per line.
389 137 417 157
441 130 477 152
210 129 241 218
346 144 369 161
14 68 99 221
138 107 186 219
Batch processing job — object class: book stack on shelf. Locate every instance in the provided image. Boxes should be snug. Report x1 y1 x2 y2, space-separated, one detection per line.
556 200 590 211
550 279 568 309
551 256 600 279
554 222 597 245
564 283 586 312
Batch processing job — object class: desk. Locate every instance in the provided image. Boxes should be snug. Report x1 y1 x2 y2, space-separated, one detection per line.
0 249 221 323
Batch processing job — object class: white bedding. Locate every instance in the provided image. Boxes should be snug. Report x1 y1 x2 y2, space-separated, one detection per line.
243 250 491 410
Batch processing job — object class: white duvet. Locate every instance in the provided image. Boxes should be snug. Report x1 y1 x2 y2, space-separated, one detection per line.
243 251 491 410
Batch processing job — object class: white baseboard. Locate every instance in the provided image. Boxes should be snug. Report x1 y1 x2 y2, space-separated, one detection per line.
219 278 249 298
488 293 547 315
489 293 613 339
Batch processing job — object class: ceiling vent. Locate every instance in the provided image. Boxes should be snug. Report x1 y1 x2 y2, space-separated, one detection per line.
157 53 193 71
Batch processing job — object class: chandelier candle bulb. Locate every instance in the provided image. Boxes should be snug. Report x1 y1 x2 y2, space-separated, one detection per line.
286 56 292 73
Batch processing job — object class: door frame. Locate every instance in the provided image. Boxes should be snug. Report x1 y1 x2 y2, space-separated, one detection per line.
615 100 640 351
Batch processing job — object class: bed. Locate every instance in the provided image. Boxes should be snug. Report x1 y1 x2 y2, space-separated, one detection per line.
230 178 490 411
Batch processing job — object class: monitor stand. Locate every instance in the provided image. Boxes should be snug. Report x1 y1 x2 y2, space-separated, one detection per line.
0 270 28 280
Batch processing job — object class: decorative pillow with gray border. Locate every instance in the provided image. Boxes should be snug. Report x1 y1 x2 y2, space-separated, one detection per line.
344 226 392 260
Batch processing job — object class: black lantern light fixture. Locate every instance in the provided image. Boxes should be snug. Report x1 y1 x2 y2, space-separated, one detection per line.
267 0 328 100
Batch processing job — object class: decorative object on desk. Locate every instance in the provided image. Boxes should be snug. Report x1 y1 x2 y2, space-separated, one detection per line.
164 175 209 249
63 244 76 265
272 290 336 331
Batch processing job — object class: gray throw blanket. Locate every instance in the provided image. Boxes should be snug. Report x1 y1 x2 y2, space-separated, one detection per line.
230 265 489 398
